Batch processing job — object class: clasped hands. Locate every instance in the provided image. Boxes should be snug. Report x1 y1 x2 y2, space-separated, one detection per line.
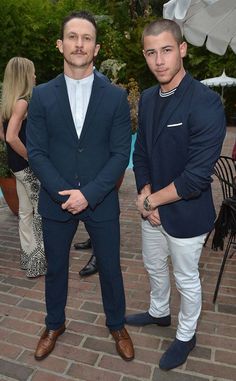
58 189 88 214
136 192 161 226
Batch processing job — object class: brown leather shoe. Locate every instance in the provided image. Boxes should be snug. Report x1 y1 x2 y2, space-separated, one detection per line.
110 327 134 361
34 324 65 361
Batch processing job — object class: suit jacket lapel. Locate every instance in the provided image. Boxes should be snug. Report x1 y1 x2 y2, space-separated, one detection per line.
79 74 106 143
153 73 194 145
53 74 79 142
144 88 158 158
53 73 108 144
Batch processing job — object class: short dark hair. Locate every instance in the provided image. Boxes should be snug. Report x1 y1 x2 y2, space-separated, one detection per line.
60 10 97 40
142 19 183 46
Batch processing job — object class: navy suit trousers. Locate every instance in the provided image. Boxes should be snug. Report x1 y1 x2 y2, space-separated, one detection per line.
42 216 125 331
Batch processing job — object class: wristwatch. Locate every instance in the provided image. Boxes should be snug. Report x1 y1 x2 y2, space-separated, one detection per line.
143 196 152 211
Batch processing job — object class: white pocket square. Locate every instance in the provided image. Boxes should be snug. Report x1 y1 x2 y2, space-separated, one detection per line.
167 122 183 127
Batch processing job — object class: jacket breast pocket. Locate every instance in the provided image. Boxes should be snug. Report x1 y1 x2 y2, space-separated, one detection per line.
166 122 183 128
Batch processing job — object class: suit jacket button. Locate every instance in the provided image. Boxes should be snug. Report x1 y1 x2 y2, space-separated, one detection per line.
78 148 83 153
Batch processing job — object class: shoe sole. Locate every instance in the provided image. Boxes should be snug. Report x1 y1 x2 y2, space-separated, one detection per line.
79 271 98 277
156 322 171 327
125 319 171 327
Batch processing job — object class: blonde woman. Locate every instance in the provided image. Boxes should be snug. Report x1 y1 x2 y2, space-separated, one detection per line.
1 57 46 277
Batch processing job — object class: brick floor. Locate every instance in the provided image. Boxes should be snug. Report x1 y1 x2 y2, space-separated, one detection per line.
0 127 235 381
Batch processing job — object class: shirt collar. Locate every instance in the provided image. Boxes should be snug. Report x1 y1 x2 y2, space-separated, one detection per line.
64 72 94 86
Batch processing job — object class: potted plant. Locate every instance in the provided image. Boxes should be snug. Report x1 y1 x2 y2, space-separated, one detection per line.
0 140 19 215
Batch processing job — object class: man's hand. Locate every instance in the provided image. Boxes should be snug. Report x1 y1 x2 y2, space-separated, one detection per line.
135 184 151 216
137 192 154 216
147 209 161 226
137 195 161 224
58 189 88 214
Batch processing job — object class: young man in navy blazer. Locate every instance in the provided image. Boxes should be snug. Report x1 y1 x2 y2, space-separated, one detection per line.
27 11 134 362
125 19 226 370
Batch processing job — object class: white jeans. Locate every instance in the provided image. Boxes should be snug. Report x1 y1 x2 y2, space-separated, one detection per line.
142 219 206 341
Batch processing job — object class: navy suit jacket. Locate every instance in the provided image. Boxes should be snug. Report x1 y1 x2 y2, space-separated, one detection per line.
133 73 226 238
26 72 131 222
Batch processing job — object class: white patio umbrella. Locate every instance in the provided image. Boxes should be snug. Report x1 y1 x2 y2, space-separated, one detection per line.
201 70 236 101
163 0 236 55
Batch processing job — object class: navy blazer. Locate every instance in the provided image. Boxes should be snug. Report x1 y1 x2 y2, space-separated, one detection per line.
133 73 226 238
26 72 131 222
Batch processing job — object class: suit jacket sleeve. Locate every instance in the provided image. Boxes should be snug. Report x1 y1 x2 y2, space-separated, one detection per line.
27 87 72 204
174 90 226 199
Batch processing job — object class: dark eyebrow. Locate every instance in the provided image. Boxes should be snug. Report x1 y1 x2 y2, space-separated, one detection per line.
145 48 155 53
66 31 93 38
145 44 174 53
162 45 174 49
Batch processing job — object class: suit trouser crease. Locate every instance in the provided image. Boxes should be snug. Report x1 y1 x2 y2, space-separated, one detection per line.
142 219 206 341
85 218 125 330
43 217 125 331
14 167 46 274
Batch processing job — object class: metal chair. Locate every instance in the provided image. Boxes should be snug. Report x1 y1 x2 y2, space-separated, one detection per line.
204 155 236 247
209 156 236 303
214 155 236 199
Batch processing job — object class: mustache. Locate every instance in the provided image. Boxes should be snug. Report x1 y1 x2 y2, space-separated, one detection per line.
72 49 86 54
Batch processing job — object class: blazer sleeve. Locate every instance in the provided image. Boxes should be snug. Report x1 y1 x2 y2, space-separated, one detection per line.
174 89 226 199
26 87 72 204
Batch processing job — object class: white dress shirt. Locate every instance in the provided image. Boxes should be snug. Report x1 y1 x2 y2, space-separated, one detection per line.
64 73 94 138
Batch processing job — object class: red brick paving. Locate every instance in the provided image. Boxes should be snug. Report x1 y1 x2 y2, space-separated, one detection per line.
0 127 235 381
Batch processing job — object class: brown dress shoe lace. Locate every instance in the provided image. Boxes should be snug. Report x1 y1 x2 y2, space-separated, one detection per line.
34 324 65 361
110 327 134 361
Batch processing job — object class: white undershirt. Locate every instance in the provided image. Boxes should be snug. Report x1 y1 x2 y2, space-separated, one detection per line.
65 73 94 138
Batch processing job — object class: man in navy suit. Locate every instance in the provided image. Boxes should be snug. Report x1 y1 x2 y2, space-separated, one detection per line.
125 19 226 370
27 10 134 362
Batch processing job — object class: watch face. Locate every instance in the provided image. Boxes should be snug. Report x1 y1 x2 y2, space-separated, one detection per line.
144 197 150 211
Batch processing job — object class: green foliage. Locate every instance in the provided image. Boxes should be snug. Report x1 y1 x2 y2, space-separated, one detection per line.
0 0 59 82
0 0 235 123
119 14 157 90
96 19 124 67
125 78 140 134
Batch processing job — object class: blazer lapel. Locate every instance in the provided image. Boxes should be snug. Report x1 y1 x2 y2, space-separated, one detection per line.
53 74 79 142
144 88 158 158
79 74 107 142
53 73 108 144
153 73 194 145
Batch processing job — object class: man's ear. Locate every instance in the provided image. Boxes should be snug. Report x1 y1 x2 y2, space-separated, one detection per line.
56 39 63 53
180 41 187 58
94 43 100 58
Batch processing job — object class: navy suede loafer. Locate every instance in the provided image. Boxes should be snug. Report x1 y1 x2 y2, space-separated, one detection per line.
159 334 196 371
125 311 171 326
